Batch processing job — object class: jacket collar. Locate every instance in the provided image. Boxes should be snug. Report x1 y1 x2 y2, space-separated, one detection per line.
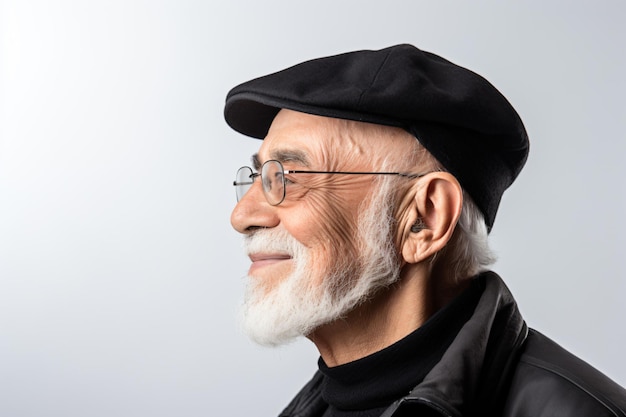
280 272 528 417
383 272 528 417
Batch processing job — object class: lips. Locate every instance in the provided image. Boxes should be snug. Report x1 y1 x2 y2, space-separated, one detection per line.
248 253 293 274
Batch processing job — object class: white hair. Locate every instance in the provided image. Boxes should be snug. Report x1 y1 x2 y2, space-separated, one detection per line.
435 191 497 281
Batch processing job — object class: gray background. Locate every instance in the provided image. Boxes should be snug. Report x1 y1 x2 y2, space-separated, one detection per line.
1 1 624 416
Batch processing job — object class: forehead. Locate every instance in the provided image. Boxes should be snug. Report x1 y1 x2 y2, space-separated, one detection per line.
255 109 416 168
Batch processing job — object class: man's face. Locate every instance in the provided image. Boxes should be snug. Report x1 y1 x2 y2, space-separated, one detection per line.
230 110 416 345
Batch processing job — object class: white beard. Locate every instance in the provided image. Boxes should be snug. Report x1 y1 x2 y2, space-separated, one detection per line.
239 179 400 346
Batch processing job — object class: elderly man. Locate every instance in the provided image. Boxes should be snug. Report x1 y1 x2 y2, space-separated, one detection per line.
224 44 626 416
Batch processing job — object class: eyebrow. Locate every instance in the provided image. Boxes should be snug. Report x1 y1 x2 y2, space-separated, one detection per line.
251 149 311 170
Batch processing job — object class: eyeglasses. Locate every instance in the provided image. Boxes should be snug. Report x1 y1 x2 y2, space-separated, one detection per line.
233 159 430 206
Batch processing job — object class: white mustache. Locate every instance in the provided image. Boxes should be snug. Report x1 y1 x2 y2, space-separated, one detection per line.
243 228 304 257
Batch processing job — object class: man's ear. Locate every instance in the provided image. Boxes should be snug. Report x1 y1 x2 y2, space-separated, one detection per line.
400 172 463 264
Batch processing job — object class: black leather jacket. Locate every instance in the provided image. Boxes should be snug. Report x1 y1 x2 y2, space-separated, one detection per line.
279 273 626 417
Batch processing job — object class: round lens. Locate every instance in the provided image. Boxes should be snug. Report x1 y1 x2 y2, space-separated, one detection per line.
262 160 285 205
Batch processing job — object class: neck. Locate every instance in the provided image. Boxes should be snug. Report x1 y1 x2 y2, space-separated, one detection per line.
308 263 468 367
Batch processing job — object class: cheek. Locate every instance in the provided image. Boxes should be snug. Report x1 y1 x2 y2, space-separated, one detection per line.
284 186 362 267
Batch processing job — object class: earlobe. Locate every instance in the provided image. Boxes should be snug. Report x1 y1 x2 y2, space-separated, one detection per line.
400 172 463 265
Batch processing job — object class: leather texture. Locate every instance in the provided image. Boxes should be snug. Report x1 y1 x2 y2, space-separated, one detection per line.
502 329 626 416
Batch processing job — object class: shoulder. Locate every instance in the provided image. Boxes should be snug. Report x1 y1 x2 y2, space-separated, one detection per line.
502 329 626 417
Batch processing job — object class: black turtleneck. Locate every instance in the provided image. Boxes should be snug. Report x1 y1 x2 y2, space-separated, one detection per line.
318 278 484 417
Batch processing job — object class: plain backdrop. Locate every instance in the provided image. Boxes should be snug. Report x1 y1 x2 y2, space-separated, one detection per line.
1 1 625 416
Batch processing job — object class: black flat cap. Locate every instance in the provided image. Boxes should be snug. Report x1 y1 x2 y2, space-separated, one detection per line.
224 44 529 230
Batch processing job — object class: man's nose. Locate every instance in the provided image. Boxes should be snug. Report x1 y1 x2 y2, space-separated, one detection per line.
230 181 279 233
